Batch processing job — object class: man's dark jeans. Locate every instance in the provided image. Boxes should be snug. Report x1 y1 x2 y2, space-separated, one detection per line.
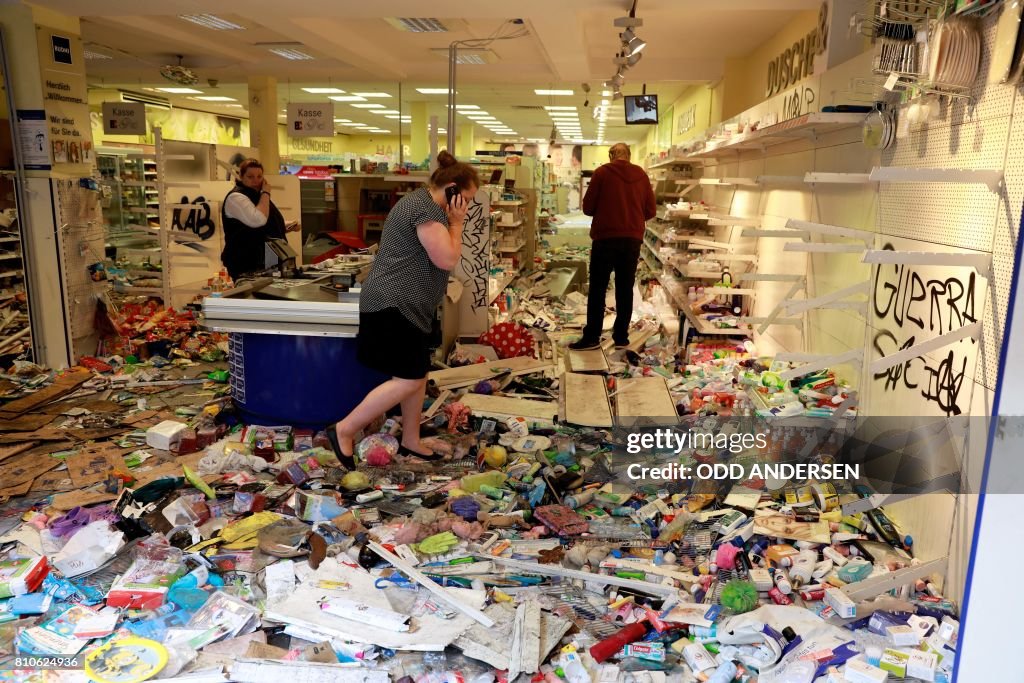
582 237 642 344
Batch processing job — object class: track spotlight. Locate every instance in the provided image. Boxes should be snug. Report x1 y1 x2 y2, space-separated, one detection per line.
620 28 647 56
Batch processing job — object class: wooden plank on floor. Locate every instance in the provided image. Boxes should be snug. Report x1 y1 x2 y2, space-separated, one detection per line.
428 357 552 388
0 368 92 417
562 373 613 428
460 394 558 422
615 377 677 425
567 349 608 373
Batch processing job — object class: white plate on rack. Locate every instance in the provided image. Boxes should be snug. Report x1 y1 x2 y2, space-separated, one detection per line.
991 1 1022 83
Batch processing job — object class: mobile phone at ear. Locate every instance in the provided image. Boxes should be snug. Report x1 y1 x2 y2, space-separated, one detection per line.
445 185 459 206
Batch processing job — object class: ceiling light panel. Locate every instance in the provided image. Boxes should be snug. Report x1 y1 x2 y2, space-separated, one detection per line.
388 18 448 32
157 87 203 94
303 87 345 94
535 89 573 96
268 47 314 60
352 92 392 98
179 14 245 30
193 96 236 101
351 103 385 108
328 95 367 102
416 88 454 94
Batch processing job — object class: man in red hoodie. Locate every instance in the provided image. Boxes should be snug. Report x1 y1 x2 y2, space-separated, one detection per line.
570 142 657 350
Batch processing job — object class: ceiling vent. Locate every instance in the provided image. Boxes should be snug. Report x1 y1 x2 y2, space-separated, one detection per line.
387 18 448 32
429 48 499 64
120 90 171 109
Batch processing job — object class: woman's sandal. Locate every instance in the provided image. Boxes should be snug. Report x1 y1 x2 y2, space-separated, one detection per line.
325 423 356 469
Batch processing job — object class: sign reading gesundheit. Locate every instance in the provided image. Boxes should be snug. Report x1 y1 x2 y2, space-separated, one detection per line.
287 103 333 138
101 102 146 135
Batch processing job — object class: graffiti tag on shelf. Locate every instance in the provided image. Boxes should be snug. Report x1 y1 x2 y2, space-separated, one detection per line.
459 198 489 310
872 243 978 416
171 196 216 240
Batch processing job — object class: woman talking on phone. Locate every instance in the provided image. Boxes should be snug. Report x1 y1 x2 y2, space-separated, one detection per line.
220 158 299 280
327 151 479 464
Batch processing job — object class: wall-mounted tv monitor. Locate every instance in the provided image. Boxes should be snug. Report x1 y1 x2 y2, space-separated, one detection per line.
624 94 658 125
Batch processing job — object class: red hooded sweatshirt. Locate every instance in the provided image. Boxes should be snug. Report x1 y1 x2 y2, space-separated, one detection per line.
582 158 657 241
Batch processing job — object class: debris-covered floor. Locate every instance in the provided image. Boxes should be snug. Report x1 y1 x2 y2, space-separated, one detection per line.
0 280 959 683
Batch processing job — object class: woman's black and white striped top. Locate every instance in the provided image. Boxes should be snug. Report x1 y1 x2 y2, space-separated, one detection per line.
359 187 451 333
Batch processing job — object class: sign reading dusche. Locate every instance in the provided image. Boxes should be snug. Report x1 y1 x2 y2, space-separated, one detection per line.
287 103 334 138
102 101 146 135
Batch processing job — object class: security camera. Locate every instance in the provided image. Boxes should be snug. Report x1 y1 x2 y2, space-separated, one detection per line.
207 78 219 88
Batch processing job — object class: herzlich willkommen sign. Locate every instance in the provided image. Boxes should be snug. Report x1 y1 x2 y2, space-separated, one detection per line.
287 102 333 138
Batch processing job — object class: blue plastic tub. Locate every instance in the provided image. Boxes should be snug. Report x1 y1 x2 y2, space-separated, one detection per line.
228 332 388 428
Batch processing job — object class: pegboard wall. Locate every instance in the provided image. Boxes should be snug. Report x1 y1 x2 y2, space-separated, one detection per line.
54 178 110 359
880 10 1017 395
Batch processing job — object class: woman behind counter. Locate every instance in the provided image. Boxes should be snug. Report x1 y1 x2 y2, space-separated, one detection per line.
220 158 298 280
327 151 479 464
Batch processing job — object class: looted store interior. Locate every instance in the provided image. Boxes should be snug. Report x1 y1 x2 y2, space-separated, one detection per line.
0 0 1017 681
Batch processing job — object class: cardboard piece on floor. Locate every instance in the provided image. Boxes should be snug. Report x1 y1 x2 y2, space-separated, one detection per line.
230 661 389 683
567 348 609 373
0 451 61 492
562 373 613 428
0 429 70 444
50 489 119 510
121 409 160 426
615 377 677 425
0 369 92 417
509 600 543 679
0 414 54 432
264 561 485 650
455 603 573 672
67 448 127 488
428 357 552 388
30 471 75 493
0 442 38 463
460 393 558 422
67 427 128 442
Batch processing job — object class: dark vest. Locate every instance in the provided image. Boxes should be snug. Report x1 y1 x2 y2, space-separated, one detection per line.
220 183 286 279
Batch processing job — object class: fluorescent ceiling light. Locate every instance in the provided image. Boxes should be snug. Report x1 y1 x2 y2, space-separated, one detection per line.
268 47 314 60
223 104 244 108
179 14 244 30
388 17 448 32
302 87 345 94
328 95 367 102
601 90 612 96
384 115 402 119
157 87 203 94
452 104 479 110
352 92 392 98
535 89 574 96
544 106 576 111
416 88 454 94
351 103 385 109
193 96 236 101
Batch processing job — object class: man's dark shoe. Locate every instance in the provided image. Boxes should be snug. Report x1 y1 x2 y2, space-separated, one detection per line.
568 338 602 351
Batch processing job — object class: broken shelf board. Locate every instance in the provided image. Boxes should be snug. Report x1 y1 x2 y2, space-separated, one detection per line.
615 377 677 425
562 373 613 428
427 357 552 389
459 393 559 422
566 348 609 373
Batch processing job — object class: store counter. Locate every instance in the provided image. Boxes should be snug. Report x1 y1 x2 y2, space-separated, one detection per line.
201 274 387 427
